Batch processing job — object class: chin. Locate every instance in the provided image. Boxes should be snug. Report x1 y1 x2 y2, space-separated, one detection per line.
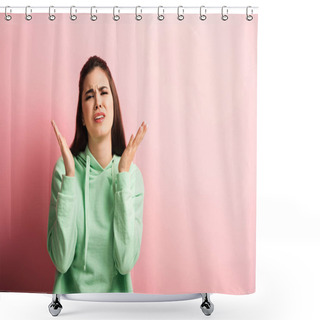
90 128 112 139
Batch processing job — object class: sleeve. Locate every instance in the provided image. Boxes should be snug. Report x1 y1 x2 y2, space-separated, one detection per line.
113 163 145 275
47 157 77 274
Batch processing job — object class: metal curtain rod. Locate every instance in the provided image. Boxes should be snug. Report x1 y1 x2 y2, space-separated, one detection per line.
0 6 259 13
0 6 259 9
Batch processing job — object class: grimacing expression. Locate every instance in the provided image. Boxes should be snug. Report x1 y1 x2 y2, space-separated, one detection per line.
81 67 114 140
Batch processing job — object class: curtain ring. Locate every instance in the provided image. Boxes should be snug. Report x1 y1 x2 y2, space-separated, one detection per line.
5 6 12 21
70 6 77 21
25 6 32 21
221 6 228 21
49 6 56 21
246 6 253 21
157 6 165 21
200 5 207 21
177 6 184 21
91 6 97 21
113 6 120 21
135 6 142 21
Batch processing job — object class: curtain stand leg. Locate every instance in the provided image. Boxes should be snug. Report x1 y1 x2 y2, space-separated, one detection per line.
200 293 214 316
48 294 63 317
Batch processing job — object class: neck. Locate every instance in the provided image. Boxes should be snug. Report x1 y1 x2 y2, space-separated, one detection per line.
88 134 112 169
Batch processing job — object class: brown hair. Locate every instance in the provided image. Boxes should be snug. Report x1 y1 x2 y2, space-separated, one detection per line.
70 55 126 157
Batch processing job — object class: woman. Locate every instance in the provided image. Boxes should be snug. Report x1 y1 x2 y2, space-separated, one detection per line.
47 55 147 294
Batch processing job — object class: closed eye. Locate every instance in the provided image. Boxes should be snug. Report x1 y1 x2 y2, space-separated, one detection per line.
85 92 108 101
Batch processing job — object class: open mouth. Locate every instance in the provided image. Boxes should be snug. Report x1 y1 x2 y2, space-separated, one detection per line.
94 115 105 123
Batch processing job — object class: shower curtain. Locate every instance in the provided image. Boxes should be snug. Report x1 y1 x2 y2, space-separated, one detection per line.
0 9 258 295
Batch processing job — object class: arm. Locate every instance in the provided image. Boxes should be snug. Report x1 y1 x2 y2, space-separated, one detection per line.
47 157 77 274
113 164 144 275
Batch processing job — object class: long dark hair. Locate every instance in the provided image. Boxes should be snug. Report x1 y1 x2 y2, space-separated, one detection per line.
70 55 126 157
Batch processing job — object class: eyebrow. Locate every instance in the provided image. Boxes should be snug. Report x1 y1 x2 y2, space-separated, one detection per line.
84 86 109 95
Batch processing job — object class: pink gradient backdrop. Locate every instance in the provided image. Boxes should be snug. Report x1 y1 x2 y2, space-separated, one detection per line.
0 13 257 294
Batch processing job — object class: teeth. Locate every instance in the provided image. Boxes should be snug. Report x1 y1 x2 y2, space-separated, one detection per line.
95 115 104 120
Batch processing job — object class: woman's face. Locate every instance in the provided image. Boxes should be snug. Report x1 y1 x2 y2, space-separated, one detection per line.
81 67 114 141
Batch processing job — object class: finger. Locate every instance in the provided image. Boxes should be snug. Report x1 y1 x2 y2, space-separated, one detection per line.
61 136 69 150
141 122 147 135
127 134 134 147
132 123 145 146
51 120 62 144
51 121 61 146
60 135 66 145
51 120 58 137
140 124 147 140
51 120 61 136
52 121 68 148
133 123 147 147
54 129 64 150
57 133 62 149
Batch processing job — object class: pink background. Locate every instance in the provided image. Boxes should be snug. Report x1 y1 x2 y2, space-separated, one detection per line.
0 13 257 294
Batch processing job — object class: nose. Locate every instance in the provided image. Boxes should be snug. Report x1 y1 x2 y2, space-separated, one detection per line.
94 92 103 109
94 97 102 110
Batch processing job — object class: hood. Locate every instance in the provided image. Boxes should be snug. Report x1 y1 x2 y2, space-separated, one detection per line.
78 144 117 271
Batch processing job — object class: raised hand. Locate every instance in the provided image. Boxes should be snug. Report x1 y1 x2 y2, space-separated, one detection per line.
51 120 75 177
119 121 148 172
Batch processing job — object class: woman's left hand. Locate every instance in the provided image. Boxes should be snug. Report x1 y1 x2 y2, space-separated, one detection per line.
118 121 148 172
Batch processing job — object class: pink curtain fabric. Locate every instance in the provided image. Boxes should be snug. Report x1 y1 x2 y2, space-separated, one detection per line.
0 13 258 294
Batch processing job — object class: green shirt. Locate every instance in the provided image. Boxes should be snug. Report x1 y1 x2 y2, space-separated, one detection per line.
47 144 144 293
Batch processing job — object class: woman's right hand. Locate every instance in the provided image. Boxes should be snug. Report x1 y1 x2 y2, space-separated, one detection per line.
51 120 75 177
